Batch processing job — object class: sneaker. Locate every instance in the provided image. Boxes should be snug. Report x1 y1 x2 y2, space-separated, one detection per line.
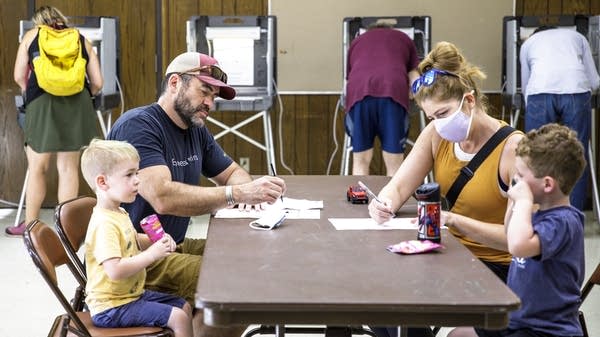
5 221 26 237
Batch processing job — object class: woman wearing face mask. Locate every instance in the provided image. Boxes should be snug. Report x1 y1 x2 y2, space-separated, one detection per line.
368 40 524 337
370 41 523 276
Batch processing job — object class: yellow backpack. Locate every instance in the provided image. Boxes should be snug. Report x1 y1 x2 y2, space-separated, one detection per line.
32 25 87 96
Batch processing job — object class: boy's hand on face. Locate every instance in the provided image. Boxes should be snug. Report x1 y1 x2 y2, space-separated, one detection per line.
507 177 533 204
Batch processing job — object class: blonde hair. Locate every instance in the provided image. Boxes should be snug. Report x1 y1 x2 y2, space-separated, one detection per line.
414 41 489 110
516 123 585 195
81 139 140 191
32 5 69 28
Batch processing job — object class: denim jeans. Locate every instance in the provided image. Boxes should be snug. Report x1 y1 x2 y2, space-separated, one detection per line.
525 92 592 211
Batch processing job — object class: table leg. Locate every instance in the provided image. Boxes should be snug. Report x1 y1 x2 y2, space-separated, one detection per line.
275 324 285 337
397 326 408 337
325 326 352 337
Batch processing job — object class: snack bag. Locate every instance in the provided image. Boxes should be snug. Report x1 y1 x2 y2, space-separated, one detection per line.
387 239 444 255
140 214 165 242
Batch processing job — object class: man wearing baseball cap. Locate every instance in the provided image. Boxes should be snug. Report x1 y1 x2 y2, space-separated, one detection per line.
107 52 286 335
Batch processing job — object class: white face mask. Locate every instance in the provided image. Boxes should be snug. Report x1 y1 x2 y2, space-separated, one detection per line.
433 94 473 142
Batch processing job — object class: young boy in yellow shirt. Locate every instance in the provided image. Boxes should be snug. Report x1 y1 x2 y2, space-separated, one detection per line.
81 139 192 337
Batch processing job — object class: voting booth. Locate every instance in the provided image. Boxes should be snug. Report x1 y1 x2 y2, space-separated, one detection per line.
340 16 431 175
186 15 277 170
13 16 121 228
501 15 599 125
19 16 121 136
502 14 600 218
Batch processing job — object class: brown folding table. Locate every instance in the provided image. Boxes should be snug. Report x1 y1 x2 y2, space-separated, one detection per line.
195 175 520 336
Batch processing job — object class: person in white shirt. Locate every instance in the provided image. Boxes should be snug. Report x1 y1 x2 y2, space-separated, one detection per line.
520 25 600 211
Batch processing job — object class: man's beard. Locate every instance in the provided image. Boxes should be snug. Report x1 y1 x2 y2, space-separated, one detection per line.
173 89 208 128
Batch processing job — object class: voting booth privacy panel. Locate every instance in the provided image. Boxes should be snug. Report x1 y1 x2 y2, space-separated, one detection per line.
501 14 600 110
186 15 276 111
339 16 431 175
341 16 431 103
20 16 121 112
502 14 600 222
186 15 277 170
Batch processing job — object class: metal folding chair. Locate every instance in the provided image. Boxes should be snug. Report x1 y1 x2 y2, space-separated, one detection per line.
579 261 600 337
24 219 174 337
54 196 97 282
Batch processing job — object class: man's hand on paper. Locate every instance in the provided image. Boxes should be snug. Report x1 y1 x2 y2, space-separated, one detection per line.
236 202 268 211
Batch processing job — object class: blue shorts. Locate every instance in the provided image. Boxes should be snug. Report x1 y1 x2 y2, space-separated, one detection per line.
92 290 187 328
347 96 409 153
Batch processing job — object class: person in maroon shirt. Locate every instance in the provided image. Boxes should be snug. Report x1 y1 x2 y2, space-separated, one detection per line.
345 22 420 176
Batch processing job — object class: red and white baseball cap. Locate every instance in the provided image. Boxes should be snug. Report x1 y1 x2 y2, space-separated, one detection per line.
165 52 236 100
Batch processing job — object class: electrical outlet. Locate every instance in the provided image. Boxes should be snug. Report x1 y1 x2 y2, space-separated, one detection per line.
240 157 250 172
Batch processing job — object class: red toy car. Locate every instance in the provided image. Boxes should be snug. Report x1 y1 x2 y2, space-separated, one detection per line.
347 185 369 204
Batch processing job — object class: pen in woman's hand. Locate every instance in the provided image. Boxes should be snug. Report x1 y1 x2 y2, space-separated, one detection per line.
358 180 395 217
270 163 284 202
358 181 383 204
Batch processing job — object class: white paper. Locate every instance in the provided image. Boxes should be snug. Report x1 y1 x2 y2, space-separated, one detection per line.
205 27 261 40
212 38 255 86
328 218 418 230
216 208 320 220
282 197 323 210
214 197 323 220
358 27 414 39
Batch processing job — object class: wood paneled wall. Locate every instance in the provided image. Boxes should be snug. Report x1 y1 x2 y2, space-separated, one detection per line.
0 0 158 205
1 0 599 205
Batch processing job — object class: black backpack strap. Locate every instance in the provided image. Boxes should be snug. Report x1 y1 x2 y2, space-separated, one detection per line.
444 125 515 210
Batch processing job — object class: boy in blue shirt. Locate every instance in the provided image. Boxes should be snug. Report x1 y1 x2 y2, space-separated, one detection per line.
451 123 586 337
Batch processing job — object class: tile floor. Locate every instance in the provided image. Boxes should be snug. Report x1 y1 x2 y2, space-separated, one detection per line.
1 207 599 337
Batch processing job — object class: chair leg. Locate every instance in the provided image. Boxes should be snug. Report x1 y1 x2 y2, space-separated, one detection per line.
579 311 589 337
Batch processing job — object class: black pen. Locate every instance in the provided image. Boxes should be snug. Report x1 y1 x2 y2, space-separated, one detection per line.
270 163 284 202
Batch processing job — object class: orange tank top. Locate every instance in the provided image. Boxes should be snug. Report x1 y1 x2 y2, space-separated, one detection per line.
434 124 518 264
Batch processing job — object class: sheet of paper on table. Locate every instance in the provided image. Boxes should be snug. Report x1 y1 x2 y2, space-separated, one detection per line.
214 197 323 219
328 217 418 230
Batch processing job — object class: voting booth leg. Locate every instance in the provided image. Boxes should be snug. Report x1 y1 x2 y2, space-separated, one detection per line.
589 140 600 223
510 108 520 128
339 129 425 177
340 133 352 176
263 109 277 172
208 109 276 172
96 109 114 138
14 169 29 227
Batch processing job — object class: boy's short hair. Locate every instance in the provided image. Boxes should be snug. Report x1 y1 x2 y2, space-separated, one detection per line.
516 123 585 195
81 139 140 191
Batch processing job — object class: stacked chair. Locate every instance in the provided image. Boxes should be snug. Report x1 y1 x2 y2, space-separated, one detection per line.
24 214 173 336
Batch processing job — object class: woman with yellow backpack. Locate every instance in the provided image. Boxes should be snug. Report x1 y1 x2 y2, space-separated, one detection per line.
8 5 103 236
